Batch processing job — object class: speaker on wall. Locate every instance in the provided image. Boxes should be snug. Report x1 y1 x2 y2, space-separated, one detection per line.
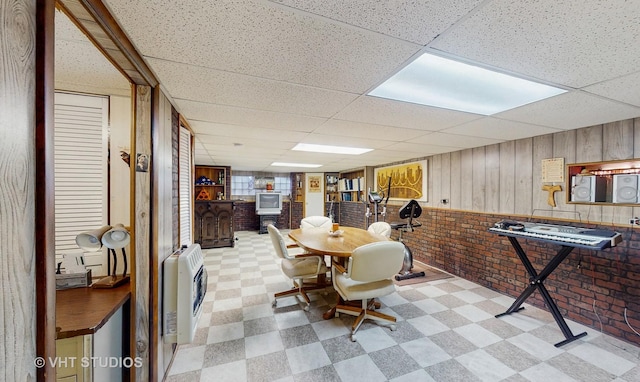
613 174 639 203
571 175 607 202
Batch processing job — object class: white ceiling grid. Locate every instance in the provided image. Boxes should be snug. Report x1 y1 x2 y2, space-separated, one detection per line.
57 0 640 171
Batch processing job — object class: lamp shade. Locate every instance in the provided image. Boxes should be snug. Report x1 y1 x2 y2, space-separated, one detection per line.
102 224 131 249
76 225 112 251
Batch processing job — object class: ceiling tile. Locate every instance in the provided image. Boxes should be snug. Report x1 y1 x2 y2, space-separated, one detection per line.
55 12 130 96
430 0 640 88
496 91 640 130
440 118 561 141
191 121 309 143
148 58 358 117
411 132 503 149
314 119 428 141
334 96 481 130
584 72 640 108
105 0 419 92
66 1 640 172
270 0 484 45
177 100 326 132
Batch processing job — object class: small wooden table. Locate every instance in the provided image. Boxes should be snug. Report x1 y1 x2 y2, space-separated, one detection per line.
288 226 389 318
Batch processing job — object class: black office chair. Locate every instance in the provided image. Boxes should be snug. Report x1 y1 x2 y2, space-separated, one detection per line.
389 200 426 281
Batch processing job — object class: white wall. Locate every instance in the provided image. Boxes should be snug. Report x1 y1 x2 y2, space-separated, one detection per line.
109 95 132 276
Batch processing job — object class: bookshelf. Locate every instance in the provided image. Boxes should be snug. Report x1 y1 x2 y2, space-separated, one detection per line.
338 167 373 203
325 172 339 222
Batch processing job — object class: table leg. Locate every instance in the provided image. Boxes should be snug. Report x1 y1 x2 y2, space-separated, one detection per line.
497 236 587 347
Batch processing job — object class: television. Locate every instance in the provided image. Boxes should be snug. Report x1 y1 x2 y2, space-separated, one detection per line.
255 192 283 215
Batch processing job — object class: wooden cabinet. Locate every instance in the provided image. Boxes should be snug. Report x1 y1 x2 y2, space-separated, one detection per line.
56 335 90 381
338 167 373 203
55 285 129 382
194 201 235 248
195 166 227 201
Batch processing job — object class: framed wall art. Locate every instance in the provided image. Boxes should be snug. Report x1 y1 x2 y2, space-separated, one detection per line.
374 160 427 202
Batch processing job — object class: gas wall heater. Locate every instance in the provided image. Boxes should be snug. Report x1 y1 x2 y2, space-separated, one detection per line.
163 243 207 344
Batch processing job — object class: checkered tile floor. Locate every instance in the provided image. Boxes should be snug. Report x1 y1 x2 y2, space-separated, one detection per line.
166 230 640 382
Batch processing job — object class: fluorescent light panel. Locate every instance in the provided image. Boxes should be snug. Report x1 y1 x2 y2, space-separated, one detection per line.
271 162 322 168
369 53 566 115
292 143 372 155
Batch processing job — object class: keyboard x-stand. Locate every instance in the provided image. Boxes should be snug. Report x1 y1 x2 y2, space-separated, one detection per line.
488 220 622 347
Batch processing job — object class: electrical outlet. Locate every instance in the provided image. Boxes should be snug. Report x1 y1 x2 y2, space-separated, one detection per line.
630 217 639 225
441 199 449 204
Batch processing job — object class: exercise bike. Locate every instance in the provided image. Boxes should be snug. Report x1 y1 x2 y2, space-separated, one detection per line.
365 181 425 281
365 182 390 225
389 199 426 281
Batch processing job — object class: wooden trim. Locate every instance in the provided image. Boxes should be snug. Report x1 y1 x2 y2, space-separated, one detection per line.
178 114 194 135
36 1 56 380
131 84 153 381
56 0 158 87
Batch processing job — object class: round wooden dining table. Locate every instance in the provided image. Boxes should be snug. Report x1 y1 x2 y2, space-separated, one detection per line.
288 226 389 257
288 226 390 319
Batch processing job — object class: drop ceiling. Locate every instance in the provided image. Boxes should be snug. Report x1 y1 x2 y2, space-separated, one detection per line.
55 0 640 172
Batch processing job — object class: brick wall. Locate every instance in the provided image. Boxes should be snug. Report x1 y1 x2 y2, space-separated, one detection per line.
338 201 368 230
234 201 292 231
290 201 303 229
353 204 640 346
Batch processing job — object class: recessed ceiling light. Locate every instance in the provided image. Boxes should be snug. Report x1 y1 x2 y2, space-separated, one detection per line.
369 52 567 115
271 162 322 168
292 143 372 155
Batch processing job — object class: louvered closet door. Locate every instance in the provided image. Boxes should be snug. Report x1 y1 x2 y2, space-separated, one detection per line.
54 92 108 274
179 125 193 247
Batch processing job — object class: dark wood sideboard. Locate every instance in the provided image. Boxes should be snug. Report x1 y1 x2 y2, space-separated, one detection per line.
194 200 235 248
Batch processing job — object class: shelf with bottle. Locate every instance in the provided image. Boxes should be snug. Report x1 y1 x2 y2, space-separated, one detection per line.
325 172 339 203
194 165 227 201
293 173 304 203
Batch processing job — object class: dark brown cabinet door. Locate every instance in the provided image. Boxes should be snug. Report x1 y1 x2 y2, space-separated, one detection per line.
194 201 235 248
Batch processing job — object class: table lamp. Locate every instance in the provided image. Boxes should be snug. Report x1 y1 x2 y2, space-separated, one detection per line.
75 224 131 288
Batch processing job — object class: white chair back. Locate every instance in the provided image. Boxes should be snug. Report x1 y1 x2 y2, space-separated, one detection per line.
367 222 392 238
348 241 404 282
267 224 290 260
300 216 332 229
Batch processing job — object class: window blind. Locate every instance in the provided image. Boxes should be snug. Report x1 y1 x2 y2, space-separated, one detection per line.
54 92 108 273
179 125 193 247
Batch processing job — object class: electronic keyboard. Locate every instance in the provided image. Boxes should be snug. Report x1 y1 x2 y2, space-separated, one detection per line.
488 221 622 250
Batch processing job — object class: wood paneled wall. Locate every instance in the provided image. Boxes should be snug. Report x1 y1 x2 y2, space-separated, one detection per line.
152 89 178 379
423 118 640 225
2 1 56 380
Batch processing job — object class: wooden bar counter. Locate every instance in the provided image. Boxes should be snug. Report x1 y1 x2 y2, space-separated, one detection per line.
56 283 131 339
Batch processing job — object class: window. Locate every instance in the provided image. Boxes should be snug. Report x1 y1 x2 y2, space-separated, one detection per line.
231 172 291 198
